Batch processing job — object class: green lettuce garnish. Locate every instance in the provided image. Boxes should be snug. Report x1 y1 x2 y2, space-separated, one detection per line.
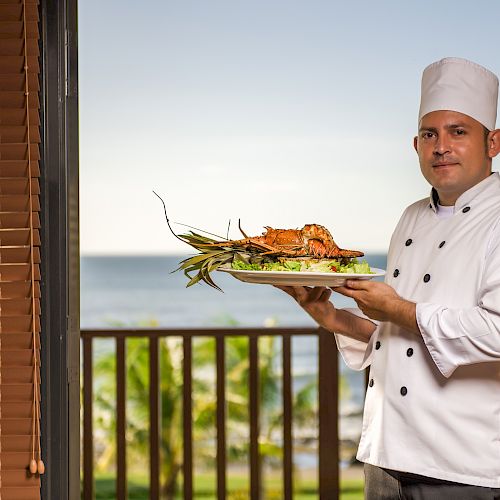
231 257 373 274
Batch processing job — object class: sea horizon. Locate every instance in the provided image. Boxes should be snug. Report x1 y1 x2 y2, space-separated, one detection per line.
81 253 387 327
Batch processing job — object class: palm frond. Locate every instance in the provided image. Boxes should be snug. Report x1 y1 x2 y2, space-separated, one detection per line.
172 231 261 291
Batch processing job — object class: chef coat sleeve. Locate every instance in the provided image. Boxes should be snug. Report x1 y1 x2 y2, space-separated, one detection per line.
334 308 381 370
417 220 500 377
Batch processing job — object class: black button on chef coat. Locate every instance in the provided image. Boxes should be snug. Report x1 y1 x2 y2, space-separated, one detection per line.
400 386 408 396
439 241 446 248
405 238 412 246
375 341 381 350
407 348 413 357
423 274 431 283
369 379 374 387
462 206 471 213
393 269 400 278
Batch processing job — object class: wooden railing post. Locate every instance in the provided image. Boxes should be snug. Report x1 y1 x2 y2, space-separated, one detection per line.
249 335 261 500
282 334 293 500
149 337 160 500
318 328 339 499
116 337 127 500
183 336 193 500
216 336 226 500
82 336 93 500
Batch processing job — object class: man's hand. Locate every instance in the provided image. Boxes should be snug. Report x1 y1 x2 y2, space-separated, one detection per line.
274 285 377 342
274 286 338 332
335 280 419 334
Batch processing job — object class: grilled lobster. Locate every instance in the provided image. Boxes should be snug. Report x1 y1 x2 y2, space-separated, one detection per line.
153 192 364 290
218 224 364 258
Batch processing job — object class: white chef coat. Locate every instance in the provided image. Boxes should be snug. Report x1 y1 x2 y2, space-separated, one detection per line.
335 172 500 488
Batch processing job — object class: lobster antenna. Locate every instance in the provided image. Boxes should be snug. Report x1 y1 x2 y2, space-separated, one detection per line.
238 219 249 238
226 219 231 240
153 191 190 243
171 221 226 240
152 191 226 240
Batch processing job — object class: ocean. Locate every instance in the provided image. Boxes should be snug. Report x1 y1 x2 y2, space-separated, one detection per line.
81 254 387 451
81 254 387 330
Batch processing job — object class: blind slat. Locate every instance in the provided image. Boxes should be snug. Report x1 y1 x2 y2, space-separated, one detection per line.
2 367 40 384
0 4 39 22
0 212 41 228
0 143 40 160
0 94 40 108
0 38 39 56
0 264 41 281
0 178 40 194
0 246 41 262
1 450 41 468
0 162 41 176
0 74 39 91
0 228 41 246
1 403 32 419
0 195 41 211
2 385 38 401
0 314 41 332
1 332 40 349
0 21 39 37
0 0 39 5
2 434 32 448
0 281 39 298
0 56 39 73
0 108 40 125
1 125 41 142
0 297 41 314
0 488 40 500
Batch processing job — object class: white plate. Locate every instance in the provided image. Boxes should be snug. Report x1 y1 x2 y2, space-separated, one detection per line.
217 266 386 287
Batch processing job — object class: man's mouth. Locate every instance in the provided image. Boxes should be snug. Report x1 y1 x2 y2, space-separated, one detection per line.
432 162 459 168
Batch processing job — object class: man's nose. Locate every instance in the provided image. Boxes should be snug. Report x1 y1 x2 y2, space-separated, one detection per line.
433 135 451 155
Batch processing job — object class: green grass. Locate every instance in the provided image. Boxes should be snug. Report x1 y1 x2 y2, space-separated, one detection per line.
339 479 365 500
87 473 364 499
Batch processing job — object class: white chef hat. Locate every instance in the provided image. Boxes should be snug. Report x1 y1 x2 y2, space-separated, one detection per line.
418 57 499 130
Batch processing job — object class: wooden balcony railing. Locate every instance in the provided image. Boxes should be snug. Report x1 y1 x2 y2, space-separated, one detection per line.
81 327 340 499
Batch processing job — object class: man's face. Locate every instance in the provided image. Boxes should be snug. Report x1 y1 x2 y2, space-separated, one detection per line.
414 110 499 205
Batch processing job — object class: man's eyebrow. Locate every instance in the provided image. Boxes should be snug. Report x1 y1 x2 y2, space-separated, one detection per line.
418 126 437 133
418 123 471 133
446 122 470 129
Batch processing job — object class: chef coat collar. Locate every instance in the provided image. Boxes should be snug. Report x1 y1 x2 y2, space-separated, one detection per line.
428 172 499 214
429 189 439 213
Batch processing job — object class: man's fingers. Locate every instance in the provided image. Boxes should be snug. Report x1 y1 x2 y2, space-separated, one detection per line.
274 285 310 302
306 287 331 304
333 285 355 297
275 285 332 306
305 286 328 302
345 279 371 289
273 285 294 294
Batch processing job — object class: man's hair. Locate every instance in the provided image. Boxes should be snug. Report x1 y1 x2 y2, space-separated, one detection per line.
484 125 491 152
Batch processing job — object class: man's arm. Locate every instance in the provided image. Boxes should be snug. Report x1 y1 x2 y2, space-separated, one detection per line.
335 280 419 334
274 285 377 342
336 276 500 378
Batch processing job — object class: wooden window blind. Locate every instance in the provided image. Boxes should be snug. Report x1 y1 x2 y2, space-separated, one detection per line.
0 0 43 499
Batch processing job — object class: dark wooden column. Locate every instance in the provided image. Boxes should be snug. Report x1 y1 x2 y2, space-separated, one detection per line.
318 328 339 499
39 0 80 498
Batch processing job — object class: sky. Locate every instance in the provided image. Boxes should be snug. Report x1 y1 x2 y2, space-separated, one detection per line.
78 0 500 255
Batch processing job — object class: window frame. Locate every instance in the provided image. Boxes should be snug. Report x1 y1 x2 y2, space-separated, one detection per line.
39 0 79 498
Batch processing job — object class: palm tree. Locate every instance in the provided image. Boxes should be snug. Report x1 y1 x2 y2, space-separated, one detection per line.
90 322 322 498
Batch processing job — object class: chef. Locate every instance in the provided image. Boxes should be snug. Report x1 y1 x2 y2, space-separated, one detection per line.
277 57 500 498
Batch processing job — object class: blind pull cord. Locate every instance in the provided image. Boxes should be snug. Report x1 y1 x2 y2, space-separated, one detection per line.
22 0 44 476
